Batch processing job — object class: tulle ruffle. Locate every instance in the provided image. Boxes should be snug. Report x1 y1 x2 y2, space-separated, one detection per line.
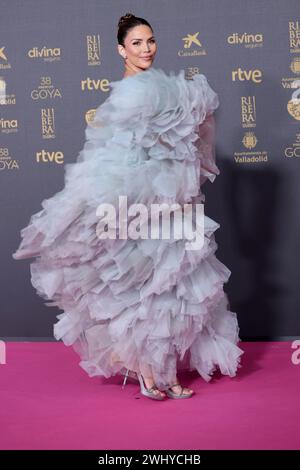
12 67 244 387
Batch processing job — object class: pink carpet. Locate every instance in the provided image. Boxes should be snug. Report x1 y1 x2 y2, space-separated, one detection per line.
0 341 299 450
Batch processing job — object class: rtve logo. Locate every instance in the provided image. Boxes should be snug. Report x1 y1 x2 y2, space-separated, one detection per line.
232 68 263 83
81 77 110 92
36 149 64 164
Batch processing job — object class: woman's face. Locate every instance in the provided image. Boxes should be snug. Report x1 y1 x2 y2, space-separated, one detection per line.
118 24 157 71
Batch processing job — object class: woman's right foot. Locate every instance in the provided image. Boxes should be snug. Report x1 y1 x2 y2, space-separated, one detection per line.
143 376 166 398
137 373 166 400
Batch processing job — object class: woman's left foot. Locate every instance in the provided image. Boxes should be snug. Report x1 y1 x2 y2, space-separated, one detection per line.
166 382 194 399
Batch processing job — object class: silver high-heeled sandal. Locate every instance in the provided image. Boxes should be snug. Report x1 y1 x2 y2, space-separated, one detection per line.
137 373 166 401
121 368 138 388
165 383 194 399
121 368 165 400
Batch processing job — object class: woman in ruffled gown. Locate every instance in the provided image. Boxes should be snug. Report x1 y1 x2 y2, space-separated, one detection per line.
12 13 244 400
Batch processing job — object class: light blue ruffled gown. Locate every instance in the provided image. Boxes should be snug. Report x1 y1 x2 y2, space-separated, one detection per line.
12 67 244 389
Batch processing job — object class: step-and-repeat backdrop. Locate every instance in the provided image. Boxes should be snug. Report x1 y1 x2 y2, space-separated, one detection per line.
1 0 299 339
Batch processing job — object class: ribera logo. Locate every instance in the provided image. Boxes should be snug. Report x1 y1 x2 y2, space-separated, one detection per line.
241 96 257 129
232 68 263 83
227 32 263 49
41 108 55 139
28 46 61 62
81 77 110 92
289 20 300 53
178 32 207 57
31 76 62 100
36 149 64 164
87 34 101 66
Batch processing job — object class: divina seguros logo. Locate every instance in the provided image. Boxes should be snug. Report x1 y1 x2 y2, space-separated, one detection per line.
27 46 61 62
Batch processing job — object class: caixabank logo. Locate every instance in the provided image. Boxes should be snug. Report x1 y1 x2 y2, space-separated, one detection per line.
178 32 207 57
0 46 11 70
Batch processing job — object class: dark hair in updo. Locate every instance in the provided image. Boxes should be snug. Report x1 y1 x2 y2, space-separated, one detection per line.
117 12 153 46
